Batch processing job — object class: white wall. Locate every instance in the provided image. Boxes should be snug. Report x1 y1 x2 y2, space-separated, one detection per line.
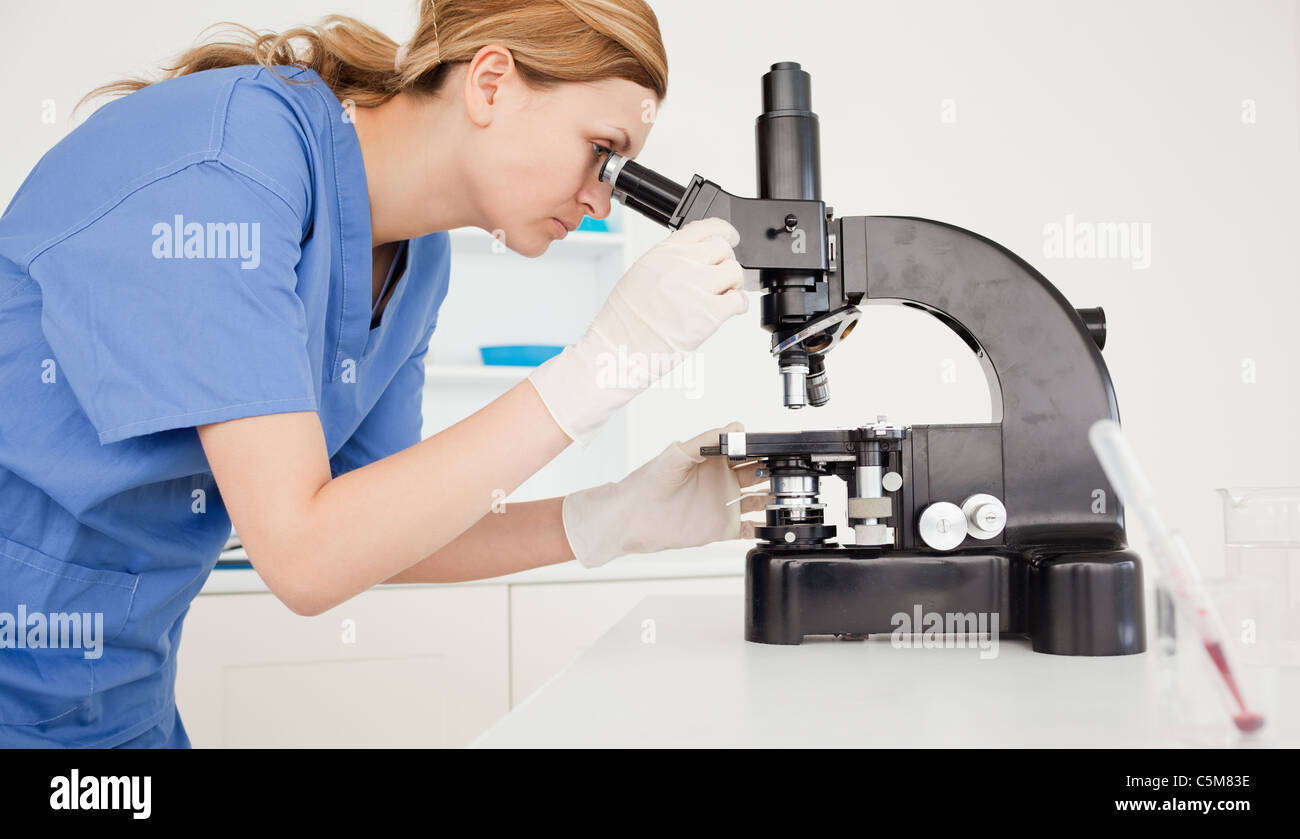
4 0 1297 575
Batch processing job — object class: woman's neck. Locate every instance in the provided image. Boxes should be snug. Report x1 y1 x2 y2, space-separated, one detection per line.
352 89 480 247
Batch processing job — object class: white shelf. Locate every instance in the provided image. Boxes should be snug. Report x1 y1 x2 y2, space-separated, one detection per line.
448 226 626 257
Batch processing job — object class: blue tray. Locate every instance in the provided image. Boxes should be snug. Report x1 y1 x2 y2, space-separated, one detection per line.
479 345 564 366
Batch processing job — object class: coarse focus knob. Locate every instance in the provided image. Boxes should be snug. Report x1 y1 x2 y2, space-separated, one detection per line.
961 493 1007 540
918 502 967 551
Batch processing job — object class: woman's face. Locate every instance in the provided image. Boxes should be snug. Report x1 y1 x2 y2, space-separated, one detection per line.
464 55 657 257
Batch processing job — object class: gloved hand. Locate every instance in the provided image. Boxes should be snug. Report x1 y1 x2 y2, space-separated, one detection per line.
528 218 747 446
561 422 771 569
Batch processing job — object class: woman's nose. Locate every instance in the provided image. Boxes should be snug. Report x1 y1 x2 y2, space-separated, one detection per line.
579 174 614 220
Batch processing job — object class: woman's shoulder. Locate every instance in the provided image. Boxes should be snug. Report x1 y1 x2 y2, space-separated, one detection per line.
102 64 330 215
2 66 332 265
65 64 328 176
216 66 336 219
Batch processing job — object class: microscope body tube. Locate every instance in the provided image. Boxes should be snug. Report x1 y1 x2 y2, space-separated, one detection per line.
756 62 824 409
756 62 822 206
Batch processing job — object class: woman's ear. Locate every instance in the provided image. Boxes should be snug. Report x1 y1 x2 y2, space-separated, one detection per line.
462 44 517 125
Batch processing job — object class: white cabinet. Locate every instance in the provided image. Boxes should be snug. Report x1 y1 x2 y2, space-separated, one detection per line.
177 566 745 747
175 584 509 748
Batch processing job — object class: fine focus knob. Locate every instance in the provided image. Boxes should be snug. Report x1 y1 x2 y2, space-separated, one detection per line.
961 493 1007 540
918 502 967 551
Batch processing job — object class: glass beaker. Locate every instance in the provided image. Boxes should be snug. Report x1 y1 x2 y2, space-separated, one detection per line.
1154 576 1282 746
1217 487 1300 666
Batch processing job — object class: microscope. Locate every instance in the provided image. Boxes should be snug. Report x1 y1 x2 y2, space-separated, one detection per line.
596 62 1145 655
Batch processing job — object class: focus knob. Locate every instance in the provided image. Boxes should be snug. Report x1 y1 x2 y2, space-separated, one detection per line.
918 502 967 551
961 493 1007 540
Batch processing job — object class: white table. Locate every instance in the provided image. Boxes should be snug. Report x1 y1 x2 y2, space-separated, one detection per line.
471 594 1300 747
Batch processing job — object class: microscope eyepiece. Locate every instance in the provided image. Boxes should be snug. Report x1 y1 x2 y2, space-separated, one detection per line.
597 150 688 228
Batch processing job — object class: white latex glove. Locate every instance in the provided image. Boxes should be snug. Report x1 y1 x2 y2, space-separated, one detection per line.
562 422 771 569
528 218 747 446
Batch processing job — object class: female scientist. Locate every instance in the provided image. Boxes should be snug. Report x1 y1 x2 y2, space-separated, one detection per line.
0 0 766 747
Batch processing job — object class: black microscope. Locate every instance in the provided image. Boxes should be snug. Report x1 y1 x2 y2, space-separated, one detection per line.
596 62 1145 655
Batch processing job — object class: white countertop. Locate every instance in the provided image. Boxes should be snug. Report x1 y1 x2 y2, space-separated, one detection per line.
201 543 748 595
471 594 1300 748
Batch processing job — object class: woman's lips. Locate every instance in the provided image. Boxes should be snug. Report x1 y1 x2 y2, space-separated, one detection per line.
551 218 568 239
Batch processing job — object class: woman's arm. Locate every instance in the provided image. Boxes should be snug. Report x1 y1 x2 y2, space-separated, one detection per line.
382 496 574 584
197 378 570 616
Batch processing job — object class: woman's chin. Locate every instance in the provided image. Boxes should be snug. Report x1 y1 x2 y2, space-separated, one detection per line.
488 222 551 257
521 232 551 258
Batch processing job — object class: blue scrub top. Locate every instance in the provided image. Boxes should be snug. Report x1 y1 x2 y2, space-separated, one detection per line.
0 65 452 746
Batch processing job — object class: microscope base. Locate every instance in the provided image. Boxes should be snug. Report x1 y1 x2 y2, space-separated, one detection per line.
745 545 1146 655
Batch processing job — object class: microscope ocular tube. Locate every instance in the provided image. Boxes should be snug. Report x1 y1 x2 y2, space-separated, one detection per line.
598 151 687 227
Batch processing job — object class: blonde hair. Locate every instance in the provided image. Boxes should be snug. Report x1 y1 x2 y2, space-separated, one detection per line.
78 0 668 112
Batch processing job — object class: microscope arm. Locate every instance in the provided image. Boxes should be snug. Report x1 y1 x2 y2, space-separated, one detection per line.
834 214 1123 546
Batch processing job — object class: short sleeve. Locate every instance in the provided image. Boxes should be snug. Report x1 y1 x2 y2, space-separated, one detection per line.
28 160 318 445
329 331 433 478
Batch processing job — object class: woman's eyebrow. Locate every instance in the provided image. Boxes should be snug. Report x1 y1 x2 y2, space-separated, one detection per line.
613 127 631 153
